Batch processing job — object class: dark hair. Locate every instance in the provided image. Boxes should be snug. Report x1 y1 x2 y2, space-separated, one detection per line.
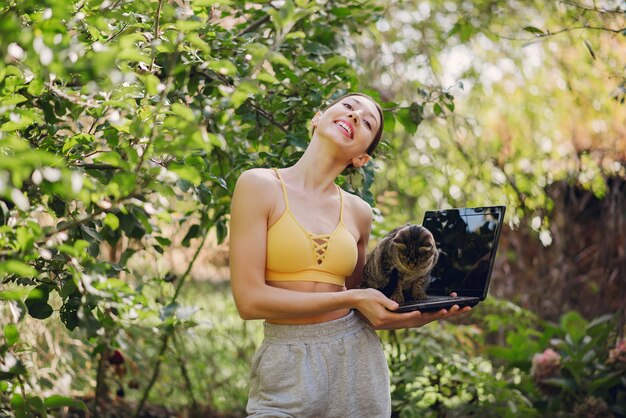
312 92 384 159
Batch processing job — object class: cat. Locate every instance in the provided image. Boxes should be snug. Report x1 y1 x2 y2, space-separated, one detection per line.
361 224 439 303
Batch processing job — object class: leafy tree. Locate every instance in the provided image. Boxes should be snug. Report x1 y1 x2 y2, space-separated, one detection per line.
0 0 429 414
354 0 625 230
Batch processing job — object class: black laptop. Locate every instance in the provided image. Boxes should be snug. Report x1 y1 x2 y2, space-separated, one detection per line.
393 206 506 313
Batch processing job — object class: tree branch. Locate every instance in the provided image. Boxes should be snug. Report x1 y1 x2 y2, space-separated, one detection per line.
559 0 626 14
492 25 626 42
134 228 210 418
72 163 120 170
48 83 101 109
134 33 183 177
149 0 164 73
237 14 271 37
244 99 289 134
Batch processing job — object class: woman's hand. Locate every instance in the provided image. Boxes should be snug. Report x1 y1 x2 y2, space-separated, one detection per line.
349 288 401 327
350 290 472 330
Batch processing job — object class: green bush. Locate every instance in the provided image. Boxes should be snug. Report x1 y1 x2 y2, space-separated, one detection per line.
383 317 536 417
383 298 626 418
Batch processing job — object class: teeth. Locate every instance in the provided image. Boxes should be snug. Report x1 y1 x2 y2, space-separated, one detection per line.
336 121 352 136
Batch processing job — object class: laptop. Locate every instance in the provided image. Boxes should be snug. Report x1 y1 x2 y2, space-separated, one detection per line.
393 205 506 313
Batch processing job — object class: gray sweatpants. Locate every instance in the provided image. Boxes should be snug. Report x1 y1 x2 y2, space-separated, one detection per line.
246 310 391 418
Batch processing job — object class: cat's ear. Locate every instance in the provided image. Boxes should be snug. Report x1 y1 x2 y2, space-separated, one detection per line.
393 242 407 250
393 227 409 245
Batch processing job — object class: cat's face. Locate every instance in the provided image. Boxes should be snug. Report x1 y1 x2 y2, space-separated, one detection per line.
391 224 439 272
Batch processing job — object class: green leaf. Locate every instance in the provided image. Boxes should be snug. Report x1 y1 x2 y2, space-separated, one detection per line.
170 164 201 185
197 184 212 205
396 108 419 135
94 151 129 169
27 78 45 96
181 224 200 247
230 80 262 109
171 103 195 122
0 260 37 278
80 225 103 243
44 395 86 410
245 43 269 66
3 324 19 346
583 39 596 60
267 51 294 69
108 172 137 198
541 377 577 393
523 26 544 35
216 218 227 244
408 102 423 125
144 74 162 96
60 297 81 331
208 59 238 76
27 302 54 319
27 396 46 417
560 311 588 343
0 94 27 106
585 314 613 333
329 7 351 17
589 371 623 392
321 55 348 72
257 71 280 84
104 213 120 231
0 288 30 301
11 393 25 408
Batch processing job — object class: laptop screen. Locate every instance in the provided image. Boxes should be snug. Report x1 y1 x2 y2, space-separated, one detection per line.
422 206 505 297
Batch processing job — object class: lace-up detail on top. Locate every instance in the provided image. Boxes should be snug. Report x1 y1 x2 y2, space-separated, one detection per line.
311 234 330 265
265 168 358 286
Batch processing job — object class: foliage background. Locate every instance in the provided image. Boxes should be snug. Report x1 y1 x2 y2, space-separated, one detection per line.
0 0 625 416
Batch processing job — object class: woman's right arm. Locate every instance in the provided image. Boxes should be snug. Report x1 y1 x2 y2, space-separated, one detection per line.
229 170 399 320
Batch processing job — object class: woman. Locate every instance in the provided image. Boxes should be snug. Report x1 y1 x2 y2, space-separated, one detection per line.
229 92 470 417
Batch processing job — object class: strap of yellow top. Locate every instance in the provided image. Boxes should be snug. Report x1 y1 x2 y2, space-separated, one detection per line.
337 185 344 223
272 168 290 209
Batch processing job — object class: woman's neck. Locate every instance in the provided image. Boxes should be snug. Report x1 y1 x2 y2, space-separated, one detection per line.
285 137 348 195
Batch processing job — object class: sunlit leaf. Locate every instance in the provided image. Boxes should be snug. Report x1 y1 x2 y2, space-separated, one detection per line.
3 324 19 346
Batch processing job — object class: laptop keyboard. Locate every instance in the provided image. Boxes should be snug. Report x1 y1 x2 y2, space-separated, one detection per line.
423 295 458 302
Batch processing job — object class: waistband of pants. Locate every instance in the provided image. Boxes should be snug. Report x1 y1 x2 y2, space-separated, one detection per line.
262 310 369 343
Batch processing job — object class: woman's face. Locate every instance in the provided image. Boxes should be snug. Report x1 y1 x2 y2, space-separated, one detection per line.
314 95 381 158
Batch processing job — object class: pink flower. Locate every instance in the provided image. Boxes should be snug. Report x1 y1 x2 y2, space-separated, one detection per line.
531 348 562 381
608 339 626 365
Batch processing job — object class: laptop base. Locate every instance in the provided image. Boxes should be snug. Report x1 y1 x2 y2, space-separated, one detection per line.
392 296 480 313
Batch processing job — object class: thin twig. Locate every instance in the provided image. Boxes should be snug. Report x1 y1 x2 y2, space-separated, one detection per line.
134 33 183 177
149 0 164 73
48 83 101 109
491 25 626 42
102 23 128 44
559 0 626 14
174 335 200 417
245 99 289 134
237 14 271 37
134 229 210 418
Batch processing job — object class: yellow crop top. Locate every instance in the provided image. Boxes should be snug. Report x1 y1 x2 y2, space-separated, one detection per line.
265 168 358 287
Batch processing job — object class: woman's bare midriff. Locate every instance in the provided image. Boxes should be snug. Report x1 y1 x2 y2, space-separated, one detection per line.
266 280 351 324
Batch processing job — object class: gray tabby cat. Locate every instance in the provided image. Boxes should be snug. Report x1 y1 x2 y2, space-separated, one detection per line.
361 224 439 303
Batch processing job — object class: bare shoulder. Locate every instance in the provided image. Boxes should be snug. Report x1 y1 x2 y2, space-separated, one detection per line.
342 190 373 228
235 167 278 188
232 168 281 210
234 168 280 195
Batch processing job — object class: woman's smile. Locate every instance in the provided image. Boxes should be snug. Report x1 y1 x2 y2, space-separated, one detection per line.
334 119 354 139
